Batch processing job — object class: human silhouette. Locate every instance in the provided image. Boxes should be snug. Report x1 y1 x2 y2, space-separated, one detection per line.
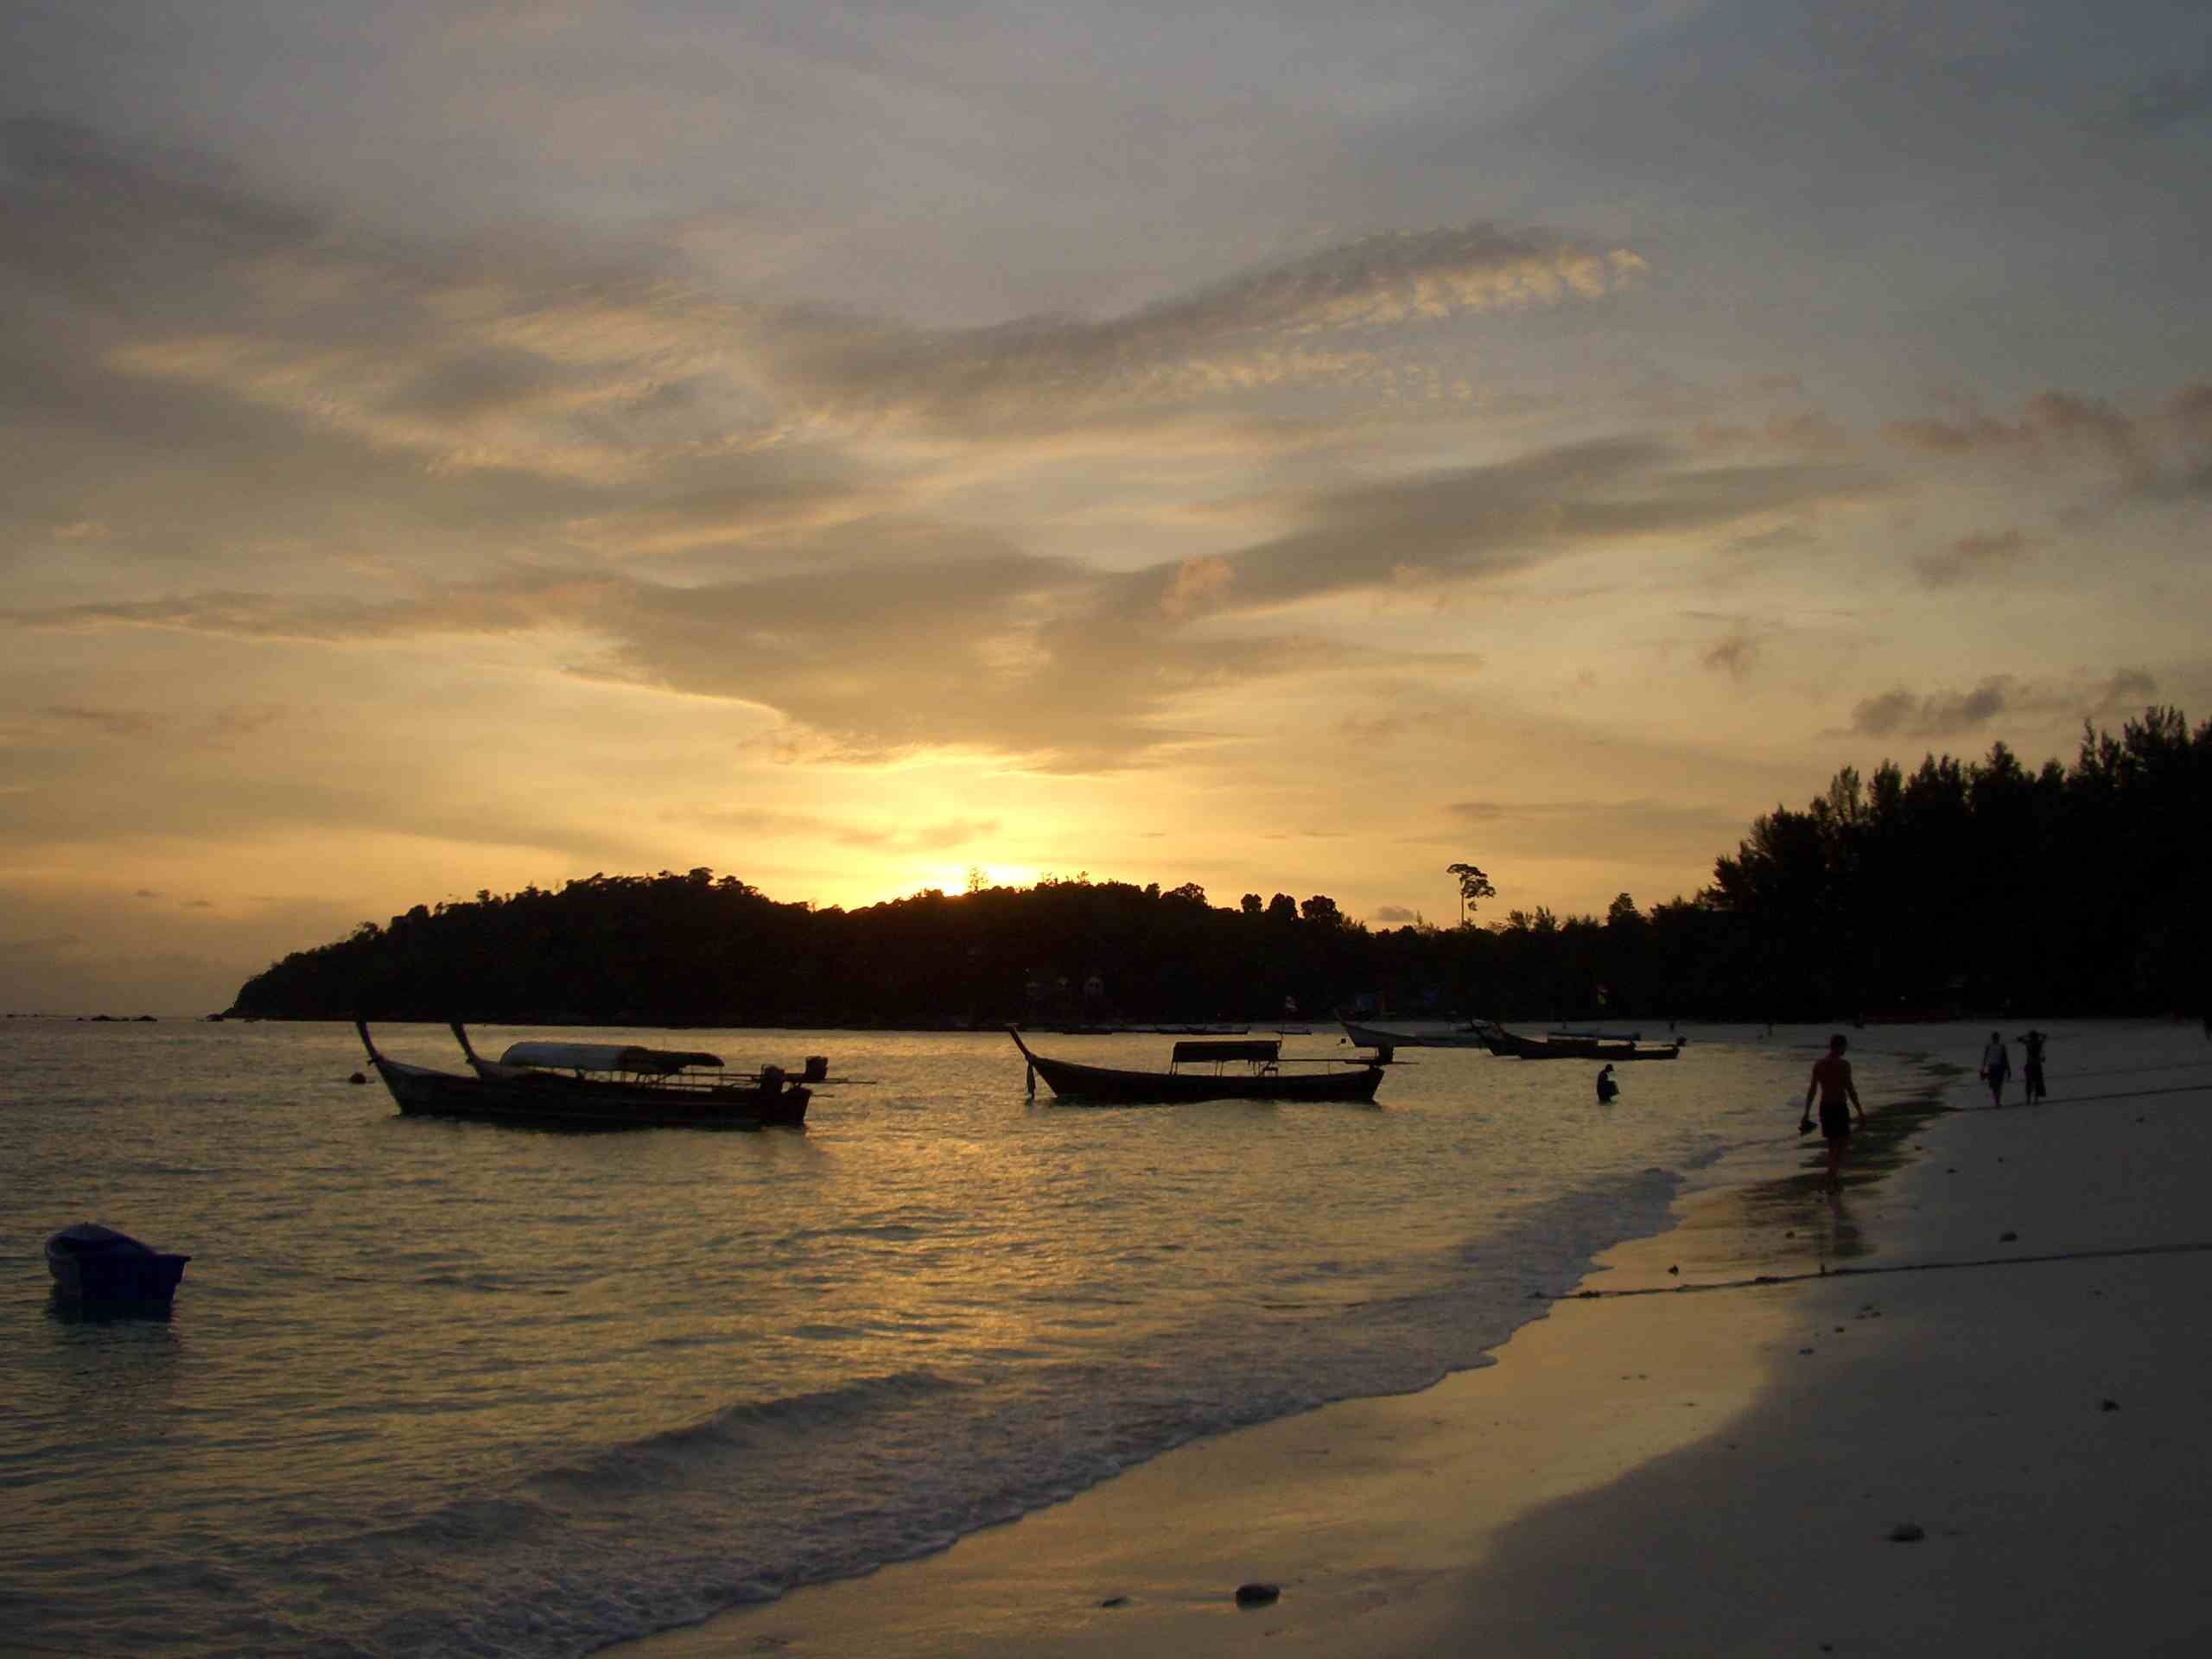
1802 1033 1866 1192
1980 1031 2011 1108
2017 1029 2048 1103
1595 1063 1619 1103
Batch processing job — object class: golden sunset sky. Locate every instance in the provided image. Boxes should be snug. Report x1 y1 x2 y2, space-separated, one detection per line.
4 2 2209 1013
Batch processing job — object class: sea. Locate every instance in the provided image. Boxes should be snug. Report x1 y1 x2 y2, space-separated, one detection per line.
3 1018 1937 1658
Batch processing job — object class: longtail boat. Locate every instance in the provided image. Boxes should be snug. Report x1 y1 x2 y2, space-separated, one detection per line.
1339 1019 1497 1054
1009 1030 1383 1105
1481 1024 1681 1062
356 1021 822 1128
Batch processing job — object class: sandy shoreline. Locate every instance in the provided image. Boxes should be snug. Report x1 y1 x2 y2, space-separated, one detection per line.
615 1022 2212 1659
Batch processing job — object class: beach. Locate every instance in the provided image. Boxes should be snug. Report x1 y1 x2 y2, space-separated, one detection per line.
619 1020 2212 1659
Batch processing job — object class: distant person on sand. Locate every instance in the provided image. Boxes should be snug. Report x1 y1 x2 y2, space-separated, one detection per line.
1801 1033 1866 1192
2017 1029 2048 1103
1980 1031 2011 1108
1596 1063 1619 1103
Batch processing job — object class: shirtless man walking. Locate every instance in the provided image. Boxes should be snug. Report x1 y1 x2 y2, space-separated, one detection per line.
1801 1033 1867 1192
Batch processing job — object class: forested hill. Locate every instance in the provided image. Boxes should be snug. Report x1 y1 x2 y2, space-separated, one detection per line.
232 709 2212 1027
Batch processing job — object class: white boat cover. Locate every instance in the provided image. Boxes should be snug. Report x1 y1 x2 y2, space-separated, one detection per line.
497 1041 724 1074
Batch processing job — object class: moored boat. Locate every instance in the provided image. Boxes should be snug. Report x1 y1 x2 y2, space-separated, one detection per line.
356 1021 819 1128
1340 1019 1499 1054
46 1223 191 1306
1482 1023 1681 1061
1010 1030 1383 1105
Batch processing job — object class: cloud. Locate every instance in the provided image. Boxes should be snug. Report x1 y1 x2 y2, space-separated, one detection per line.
1884 386 2212 499
753 229 1647 432
1913 527 2030 588
3 118 1654 520
1701 630 1762 679
40 704 162 740
1848 679 2012 737
1442 797 1753 861
679 807 1000 854
1370 905 1418 924
5 430 1882 772
1847 668 2162 739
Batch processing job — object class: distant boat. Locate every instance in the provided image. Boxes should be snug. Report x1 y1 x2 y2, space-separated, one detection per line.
356 1021 819 1128
46 1224 190 1306
1340 1019 1498 1052
1483 1024 1681 1062
1009 1030 1383 1105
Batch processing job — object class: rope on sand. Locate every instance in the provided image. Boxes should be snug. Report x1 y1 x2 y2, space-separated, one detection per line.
1948 1080 2212 1112
1569 1237 2212 1301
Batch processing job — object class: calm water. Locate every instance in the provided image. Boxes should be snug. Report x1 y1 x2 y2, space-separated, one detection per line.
3 1019 1930 1657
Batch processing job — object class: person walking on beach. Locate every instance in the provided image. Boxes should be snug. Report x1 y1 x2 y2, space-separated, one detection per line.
1980 1031 2011 1108
1596 1063 1619 1103
2018 1028 2048 1103
1802 1033 1866 1192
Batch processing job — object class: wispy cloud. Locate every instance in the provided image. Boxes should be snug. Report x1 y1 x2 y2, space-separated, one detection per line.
40 704 162 740
1442 797 1752 861
1885 386 2212 499
677 807 1000 854
1700 629 1764 679
1913 527 2031 588
6 432 1886 772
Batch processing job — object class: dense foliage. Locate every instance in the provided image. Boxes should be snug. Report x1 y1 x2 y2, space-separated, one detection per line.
232 709 2211 1026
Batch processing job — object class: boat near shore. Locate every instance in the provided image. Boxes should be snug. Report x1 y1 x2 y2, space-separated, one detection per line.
1010 1029 1384 1105
356 1021 821 1128
1482 1024 1682 1062
1340 1019 1499 1055
46 1223 190 1306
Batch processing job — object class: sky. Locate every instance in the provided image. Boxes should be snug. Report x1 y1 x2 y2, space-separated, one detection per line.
3 1 2209 1014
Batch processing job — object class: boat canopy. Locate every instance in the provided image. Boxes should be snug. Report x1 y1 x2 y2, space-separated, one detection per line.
497 1041 725 1074
1170 1039 1281 1066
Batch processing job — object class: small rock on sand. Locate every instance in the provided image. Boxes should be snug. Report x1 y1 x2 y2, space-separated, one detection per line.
1889 1522 1926 1543
1235 1583 1281 1607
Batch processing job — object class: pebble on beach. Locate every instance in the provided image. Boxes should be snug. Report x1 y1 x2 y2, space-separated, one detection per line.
1235 1582 1281 1607
1889 1522 1927 1543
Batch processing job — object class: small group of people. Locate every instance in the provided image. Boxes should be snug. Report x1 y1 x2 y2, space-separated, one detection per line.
1980 1028 2049 1107
1805 1026 2053 1196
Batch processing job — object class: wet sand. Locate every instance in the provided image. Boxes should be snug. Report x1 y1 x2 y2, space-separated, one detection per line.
615 1021 2212 1659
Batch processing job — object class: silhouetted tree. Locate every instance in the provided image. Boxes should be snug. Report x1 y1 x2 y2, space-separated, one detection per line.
1446 861 1496 926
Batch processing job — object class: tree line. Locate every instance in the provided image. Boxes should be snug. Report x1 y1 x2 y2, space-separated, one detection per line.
230 708 2210 1027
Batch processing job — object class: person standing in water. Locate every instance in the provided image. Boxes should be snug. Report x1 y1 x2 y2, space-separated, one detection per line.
1980 1031 2011 1107
1802 1033 1866 1192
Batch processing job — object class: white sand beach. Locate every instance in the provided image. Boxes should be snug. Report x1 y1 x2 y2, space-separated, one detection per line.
620 1020 2212 1659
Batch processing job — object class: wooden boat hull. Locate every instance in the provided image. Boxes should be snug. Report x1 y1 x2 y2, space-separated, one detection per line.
1010 1032 1382 1105
46 1225 190 1305
1482 1025 1681 1061
358 1024 803 1128
1339 1020 1494 1051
